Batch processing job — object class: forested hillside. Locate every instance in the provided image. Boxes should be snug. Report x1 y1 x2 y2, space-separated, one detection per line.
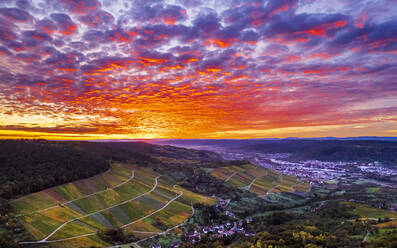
0 140 109 200
0 140 222 200
0 139 223 247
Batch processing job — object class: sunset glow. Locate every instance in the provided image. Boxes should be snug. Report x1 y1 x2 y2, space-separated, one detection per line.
0 0 396 139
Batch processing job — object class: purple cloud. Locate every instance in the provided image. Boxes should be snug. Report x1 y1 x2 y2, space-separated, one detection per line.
0 0 396 138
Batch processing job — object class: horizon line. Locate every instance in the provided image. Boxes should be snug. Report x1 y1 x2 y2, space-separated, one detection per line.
2 136 397 142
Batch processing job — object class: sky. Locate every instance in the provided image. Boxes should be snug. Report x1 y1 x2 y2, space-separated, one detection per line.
0 0 396 140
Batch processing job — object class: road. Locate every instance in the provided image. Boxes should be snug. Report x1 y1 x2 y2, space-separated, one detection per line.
16 169 135 217
20 175 161 244
243 177 257 191
225 172 237 182
363 230 370 242
110 202 195 248
121 190 183 228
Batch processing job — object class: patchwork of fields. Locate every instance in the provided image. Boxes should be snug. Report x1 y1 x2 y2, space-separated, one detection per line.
12 163 214 248
210 163 311 196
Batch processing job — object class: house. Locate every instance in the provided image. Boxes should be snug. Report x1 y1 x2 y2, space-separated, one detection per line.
217 198 231 208
232 225 244 232
225 210 236 218
170 241 180 248
203 226 214 234
186 230 201 242
388 203 397 212
186 230 200 238
217 225 225 233
245 230 256 236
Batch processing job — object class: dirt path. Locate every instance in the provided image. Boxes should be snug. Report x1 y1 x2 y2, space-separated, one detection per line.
28 188 183 245
20 175 161 244
243 178 257 191
110 204 196 248
225 172 237 182
363 230 370 242
16 169 135 217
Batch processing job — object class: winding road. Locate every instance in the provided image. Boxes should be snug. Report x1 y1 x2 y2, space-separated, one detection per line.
20 175 162 244
109 203 195 248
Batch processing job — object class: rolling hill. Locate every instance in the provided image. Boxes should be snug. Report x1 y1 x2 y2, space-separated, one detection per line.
209 163 311 197
13 163 214 248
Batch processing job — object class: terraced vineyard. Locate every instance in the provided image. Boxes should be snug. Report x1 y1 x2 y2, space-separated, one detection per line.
12 163 214 248
210 163 311 196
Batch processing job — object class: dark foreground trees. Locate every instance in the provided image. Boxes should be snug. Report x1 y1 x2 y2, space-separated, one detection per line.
0 139 109 199
97 228 138 244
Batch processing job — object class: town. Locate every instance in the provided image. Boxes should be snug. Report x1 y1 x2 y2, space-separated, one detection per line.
204 147 397 186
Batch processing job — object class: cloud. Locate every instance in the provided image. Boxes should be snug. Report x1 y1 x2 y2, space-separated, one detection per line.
0 125 102 134
78 9 114 27
126 3 188 28
0 7 32 22
193 10 221 36
0 0 396 138
60 0 101 14
177 0 202 7
50 13 78 35
333 19 397 52
262 13 349 45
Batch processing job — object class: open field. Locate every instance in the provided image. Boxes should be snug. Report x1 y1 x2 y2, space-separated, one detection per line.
12 163 213 248
366 187 381 193
210 164 310 196
376 219 397 228
342 202 397 219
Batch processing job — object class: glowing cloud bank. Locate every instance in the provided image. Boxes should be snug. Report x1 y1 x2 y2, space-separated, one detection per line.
0 0 396 139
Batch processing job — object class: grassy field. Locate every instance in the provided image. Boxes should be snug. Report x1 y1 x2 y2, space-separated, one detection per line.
366 187 381 193
343 202 397 219
12 163 214 247
376 219 397 228
48 235 109 248
211 164 310 196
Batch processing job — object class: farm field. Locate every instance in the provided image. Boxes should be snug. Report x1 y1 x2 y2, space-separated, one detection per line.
210 164 311 196
345 202 397 219
376 219 397 228
12 163 214 248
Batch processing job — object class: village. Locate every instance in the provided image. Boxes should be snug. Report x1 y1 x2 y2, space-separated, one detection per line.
183 198 255 244
150 198 256 248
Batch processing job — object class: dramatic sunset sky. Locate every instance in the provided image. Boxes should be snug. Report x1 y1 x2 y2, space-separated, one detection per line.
0 0 396 139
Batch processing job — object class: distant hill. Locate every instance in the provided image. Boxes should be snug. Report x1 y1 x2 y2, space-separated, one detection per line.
153 139 397 166
79 140 222 163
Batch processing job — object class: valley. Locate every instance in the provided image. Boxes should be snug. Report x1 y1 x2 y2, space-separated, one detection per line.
1 139 396 248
